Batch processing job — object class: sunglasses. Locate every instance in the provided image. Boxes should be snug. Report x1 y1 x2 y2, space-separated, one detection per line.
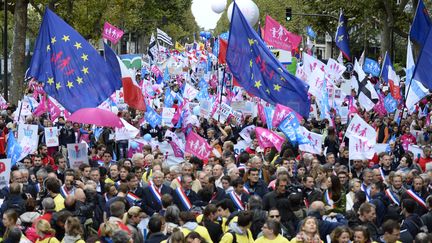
269 215 280 218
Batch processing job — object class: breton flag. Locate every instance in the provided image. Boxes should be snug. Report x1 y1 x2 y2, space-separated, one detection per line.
353 60 379 111
157 28 173 46
148 33 158 61
104 43 146 111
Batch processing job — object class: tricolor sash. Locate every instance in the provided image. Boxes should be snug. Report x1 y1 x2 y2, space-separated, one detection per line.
361 183 371 201
379 167 386 181
324 190 334 207
385 189 400 206
175 187 192 210
406 189 427 209
60 185 74 198
176 176 182 185
243 185 250 195
229 191 245 211
149 184 162 205
126 192 141 206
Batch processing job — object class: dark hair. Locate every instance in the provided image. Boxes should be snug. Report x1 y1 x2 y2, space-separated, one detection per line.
231 178 244 187
126 172 137 182
373 181 385 192
329 175 342 201
265 219 281 236
402 198 416 214
186 232 206 242
247 167 259 175
25 198 37 211
216 199 236 213
110 201 126 218
382 219 400 234
180 211 196 223
203 204 217 219
148 214 164 233
237 211 253 227
45 177 61 193
162 194 173 208
353 226 371 243
330 226 352 243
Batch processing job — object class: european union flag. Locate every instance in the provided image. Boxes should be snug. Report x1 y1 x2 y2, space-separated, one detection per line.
226 2 310 118
28 9 121 113
410 0 431 47
335 11 351 61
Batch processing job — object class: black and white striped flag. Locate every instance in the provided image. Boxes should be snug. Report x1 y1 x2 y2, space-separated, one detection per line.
148 33 158 61
157 28 173 46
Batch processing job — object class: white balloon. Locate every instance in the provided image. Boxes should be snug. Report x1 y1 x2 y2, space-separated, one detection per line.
227 0 260 26
211 0 227 14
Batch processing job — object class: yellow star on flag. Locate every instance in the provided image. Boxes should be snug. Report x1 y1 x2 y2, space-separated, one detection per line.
248 38 255 46
51 37 56 44
62 35 70 42
47 77 54 85
66 81 74 88
273 84 281 91
74 42 82 50
82 66 89 74
56 82 62 90
254 80 262 89
81 53 88 61
266 88 270 94
46 45 51 51
76 77 83 85
249 59 253 67
338 35 344 42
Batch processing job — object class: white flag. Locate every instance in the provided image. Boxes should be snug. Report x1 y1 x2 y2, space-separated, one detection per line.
346 114 377 142
298 127 323 155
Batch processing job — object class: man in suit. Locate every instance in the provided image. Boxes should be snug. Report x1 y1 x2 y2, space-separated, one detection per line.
226 178 249 211
126 173 145 207
172 174 200 211
142 170 172 215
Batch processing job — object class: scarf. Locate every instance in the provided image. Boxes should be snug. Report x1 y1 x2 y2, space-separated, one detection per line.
295 231 321 243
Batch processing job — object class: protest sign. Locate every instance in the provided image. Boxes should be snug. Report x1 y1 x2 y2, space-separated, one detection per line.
0 159 11 190
44 127 59 147
67 143 89 169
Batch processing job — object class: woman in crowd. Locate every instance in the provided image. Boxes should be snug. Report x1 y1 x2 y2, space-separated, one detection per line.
62 217 85 243
289 217 322 243
35 219 60 243
323 175 346 214
330 226 352 243
2 209 20 242
255 220 289 243
353 226 373 243
122 206 144 243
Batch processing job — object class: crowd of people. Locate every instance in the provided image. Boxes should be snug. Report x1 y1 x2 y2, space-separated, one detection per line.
0 59 432 243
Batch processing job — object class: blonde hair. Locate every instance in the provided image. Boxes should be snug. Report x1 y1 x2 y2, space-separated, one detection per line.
36 219 56 236
122 206 141 224
99 221 119 237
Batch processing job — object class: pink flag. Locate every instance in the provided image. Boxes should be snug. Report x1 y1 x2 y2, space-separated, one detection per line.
151 65 162 77
47 98 62 121
272 104 302 128
264 15 302 51
102 22 124 44
33 95 47 117
255 127 285 152
257 103 267 125
373 94 387 117
185 131 212 160
169 141 184 158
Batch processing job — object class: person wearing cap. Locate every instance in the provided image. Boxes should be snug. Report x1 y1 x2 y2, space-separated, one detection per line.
122 206 144 243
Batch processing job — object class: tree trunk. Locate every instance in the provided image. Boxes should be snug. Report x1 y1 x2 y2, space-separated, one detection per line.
10 0 28 105
380 22 392 59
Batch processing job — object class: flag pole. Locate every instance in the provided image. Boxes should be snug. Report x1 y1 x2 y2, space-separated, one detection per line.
218 66 226 122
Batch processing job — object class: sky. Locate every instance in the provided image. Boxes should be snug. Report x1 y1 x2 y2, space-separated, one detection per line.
191 0 223 30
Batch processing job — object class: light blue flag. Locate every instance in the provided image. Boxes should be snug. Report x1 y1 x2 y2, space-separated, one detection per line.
6 132 22 166
384 94 397 113
163 67 170 83
264 106 275 129
145 106 162 128
164 88 174 108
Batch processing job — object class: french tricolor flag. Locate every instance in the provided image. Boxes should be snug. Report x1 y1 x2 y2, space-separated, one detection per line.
104 43 146 111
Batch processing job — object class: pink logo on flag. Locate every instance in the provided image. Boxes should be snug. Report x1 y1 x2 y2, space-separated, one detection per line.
151 65 162 77
255 127 285 152
373 94 387 117
185 131 212 160
102 22 124 44
257 103 267 125
272 104 302 128
264 15 302 51
169 141 184 158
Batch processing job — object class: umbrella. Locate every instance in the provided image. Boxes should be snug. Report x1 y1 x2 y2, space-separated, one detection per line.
68 108 123 128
